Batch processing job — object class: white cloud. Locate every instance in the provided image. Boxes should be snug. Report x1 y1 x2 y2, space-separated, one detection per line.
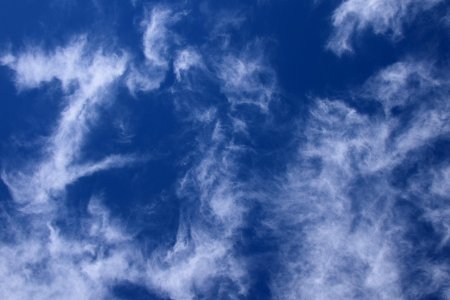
0 196 141 300
150 38 278 297
216 46 277 112
271 59 450 299
0 3 287 299
327 0 443 55
174 48 203 81
431 166 450 197
8 2 450 299
126 7 179 93
143 38 280 299
364 61 441 113
1 38 134 212
0 5 273 298
146 121 247 299
147 229 241 300
271 99 403 298
0 34 150 299
142 7 173 68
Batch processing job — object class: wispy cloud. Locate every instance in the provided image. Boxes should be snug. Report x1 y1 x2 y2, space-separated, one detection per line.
1 38 133 212
327 0 443 55
174 48 203 81
126 6 180 93
3 1 447 299
0 36 141 299
144 35 279 298
145 121 248 299
216 44 277 112
0 195 141 300
0 3 281 298
271 59 450 299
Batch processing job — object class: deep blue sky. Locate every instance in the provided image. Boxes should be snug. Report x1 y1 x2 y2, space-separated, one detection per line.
1 1 450 299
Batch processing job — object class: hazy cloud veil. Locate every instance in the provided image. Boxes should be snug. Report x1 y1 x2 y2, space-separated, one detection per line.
0 0 449 299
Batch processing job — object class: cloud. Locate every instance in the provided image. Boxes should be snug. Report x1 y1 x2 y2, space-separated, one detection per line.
207 9 246 49
272 99 403 299
216 44 277 112
1 38 85 91
0 35 150 299
141 7 174 69
142 37 280 299
142 32 279 299
146 37 282 297
363 60 441 113
431 166 450 197
0 4 279 298
174 48 203 81
126 7 180 93
0 195 141 300
1 38 134 212
271 59 450 299
145 121 247 299
5 1 448 299
327 0 443 55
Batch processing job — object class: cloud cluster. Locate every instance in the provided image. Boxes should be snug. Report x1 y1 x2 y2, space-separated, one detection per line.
0 3 279 299
144 41 278 299
271 60 450 299
0 6 177 298
0 34 148 299
1 1 448 299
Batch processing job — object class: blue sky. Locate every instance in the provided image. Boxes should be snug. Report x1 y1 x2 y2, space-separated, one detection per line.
0 0 450 299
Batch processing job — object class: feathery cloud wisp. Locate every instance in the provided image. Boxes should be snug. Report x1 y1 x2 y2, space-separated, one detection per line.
327 0 443 55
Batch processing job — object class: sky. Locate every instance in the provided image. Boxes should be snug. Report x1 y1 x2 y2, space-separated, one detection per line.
0 0 449 299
